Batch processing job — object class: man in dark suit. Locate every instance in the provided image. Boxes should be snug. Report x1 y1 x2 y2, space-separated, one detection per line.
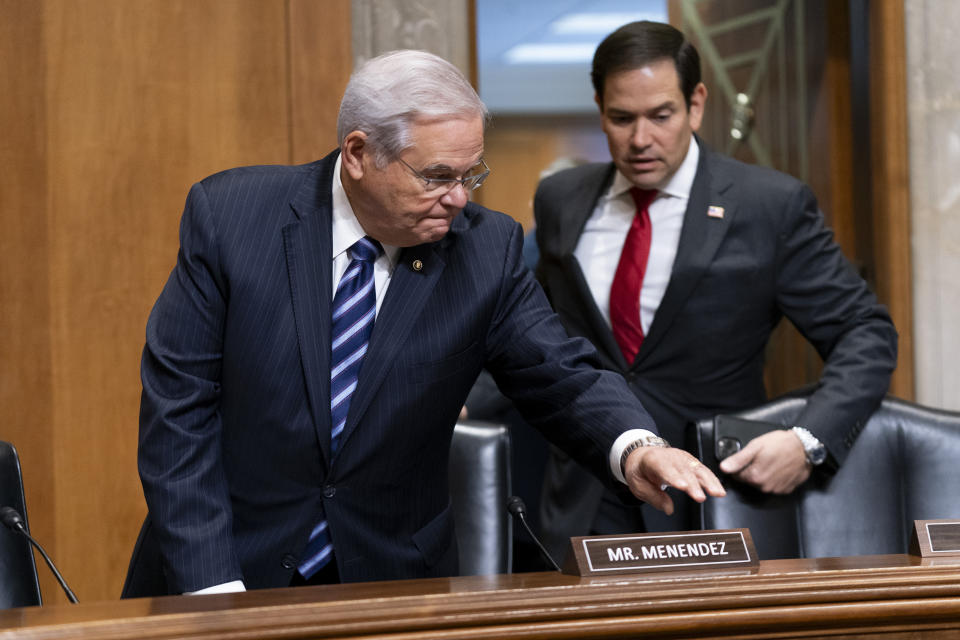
535 21 897 561
135 49 725 595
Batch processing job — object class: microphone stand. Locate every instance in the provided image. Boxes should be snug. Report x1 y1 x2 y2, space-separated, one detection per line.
506 496 561 572
1 506 78 603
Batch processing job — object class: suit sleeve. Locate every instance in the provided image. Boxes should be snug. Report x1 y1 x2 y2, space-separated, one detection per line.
773 183 898 466
482 221 657 486
138 181 242 592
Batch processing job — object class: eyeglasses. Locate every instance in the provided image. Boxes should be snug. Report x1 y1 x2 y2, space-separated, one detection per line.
399 157 490 193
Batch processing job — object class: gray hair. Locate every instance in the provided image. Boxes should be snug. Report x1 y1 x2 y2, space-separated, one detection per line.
337 50 489 167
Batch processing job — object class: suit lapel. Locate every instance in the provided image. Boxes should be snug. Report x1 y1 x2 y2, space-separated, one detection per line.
283 155 336 465
337 242 445 452
635 146 736 364
555 165 614 256
561 254 630 370
554 164 629 369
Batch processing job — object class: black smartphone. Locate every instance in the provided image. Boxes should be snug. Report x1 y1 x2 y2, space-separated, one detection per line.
714 415 783 461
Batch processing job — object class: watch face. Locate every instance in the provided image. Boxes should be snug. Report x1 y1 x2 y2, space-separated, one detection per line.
792 427 826 466
808 445 827 466
642 435 670 448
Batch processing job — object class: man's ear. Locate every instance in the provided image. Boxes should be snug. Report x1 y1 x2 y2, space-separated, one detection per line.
594 92 604 114
688 82 708 133
340 131 369 180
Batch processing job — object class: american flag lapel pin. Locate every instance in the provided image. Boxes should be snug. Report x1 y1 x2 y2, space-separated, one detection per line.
707 205 725 219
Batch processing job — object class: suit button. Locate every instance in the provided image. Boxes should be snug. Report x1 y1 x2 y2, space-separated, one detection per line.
281 554 297 569
323 485 336 498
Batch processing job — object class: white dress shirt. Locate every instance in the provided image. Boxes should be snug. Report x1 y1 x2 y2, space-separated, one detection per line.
574 138 699 334
331 155 401 313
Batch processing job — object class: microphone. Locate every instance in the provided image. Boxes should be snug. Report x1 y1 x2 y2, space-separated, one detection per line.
1 506 78 604
506 496 561 572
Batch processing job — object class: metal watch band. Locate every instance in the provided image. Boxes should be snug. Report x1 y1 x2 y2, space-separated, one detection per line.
619 435 670 477
791 426 826 466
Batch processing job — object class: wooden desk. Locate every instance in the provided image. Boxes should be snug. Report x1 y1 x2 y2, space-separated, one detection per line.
4 554 960 639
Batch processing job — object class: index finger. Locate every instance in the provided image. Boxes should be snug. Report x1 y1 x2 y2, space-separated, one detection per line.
691 461 726 498
657 458 725 503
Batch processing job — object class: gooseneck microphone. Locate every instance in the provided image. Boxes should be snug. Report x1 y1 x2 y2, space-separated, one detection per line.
1 506 78 604
506 496 561 572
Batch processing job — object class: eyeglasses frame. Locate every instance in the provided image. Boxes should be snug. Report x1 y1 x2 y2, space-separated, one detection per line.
398 157 490 193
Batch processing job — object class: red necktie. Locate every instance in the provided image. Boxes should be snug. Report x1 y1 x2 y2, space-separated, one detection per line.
610 187 657 364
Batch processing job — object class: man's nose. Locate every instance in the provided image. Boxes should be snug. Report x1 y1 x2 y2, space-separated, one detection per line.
631 120 653 149
441 182 469 208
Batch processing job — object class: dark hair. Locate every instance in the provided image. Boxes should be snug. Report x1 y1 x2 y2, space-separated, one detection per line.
591 21 701 108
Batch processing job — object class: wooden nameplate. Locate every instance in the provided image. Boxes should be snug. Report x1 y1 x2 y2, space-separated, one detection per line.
563 528 758 577
911 519 960 557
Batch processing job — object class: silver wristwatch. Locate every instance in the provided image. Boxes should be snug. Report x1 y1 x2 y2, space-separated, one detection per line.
791 426 827 466
619 434 670 477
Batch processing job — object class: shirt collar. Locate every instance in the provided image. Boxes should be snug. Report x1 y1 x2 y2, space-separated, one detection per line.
607 136 700 201
331 154 400 266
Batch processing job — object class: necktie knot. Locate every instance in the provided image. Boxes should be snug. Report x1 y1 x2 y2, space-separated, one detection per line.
350 236 382 263
629 187 657 212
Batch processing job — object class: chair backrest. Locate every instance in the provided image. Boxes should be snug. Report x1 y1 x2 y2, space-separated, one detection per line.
0 441 42 608
690 396 960 560
449 420 512 575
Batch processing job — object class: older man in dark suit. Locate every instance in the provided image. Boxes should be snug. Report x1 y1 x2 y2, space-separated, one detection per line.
534 21 897 562
131 49 725 596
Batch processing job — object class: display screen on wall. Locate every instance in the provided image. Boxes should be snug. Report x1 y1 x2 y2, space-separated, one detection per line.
476 0 668 114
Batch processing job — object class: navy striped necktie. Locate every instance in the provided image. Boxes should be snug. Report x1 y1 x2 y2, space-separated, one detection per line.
298 235 381 579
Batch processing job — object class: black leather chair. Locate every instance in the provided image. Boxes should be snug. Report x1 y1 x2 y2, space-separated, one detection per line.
123 419 513 596
448 420 512 575
0 441 42 608
690 395 960 560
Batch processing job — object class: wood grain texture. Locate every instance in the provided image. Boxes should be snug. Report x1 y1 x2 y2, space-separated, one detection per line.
817 1 856 258
288 0 352 163
0 0 56 607
473 121 557 231
43 0 290 604
0 0 350 603
869 1 915 400
4 555 960 639
473 116 609 232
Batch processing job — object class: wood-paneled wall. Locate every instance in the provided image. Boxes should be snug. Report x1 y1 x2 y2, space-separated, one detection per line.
868 0 913 399
0 0 351 604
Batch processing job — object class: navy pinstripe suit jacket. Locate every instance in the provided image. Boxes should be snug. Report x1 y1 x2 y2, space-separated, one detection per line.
138 150 656 592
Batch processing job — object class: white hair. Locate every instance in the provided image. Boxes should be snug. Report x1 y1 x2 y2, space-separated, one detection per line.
337 50 489 167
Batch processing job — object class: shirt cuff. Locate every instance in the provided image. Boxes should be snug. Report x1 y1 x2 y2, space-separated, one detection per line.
186 580 247 595
609 428 658 484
